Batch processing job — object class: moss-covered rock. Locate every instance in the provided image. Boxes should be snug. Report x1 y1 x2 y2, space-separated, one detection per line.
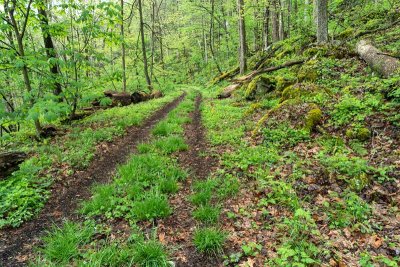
297 61 319 82
346 127 371 141
303 46 329 58
275 76 297 91
244 76 276 100
281 85 301 102
305 108 323 131
280 82 329 102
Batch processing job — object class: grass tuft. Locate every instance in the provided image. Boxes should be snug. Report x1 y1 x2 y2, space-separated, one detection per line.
193 205 220 225
193 227 226 254
132 240 170 267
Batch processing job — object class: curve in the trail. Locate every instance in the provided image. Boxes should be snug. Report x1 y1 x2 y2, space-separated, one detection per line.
0 93 186 267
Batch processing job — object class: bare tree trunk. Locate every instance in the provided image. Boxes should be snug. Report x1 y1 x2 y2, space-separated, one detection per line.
210 0 223 74
237 0 247 74
271 0 280 42
121 0 127 92
279 0 285 40
263 6 270 50
316 0 328 43
138 0 152 90
37 0 63 97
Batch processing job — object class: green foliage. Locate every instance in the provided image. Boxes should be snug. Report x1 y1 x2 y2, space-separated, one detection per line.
190 190 212 206
263 123 310 148
131 192 171 221
40 221 95 264
193 205 221 225
241 242 262 256
193 227 226 254
153 136 188 154
132 241 170 267
272 209 320 266
0 156 52 228
330 93 381 126
323 191 371 229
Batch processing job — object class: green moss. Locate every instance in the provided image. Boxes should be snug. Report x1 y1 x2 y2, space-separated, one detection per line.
281 85 301 102
245 76 276 100
303 46 329 58
275 76 296 91
245 76 261 100
337 28 354 39
244 103 263 116
305 108 323 131
297 61 318 82
346 127 371 141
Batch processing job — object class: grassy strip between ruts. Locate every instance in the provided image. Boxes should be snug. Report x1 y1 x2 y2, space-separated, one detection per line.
0 91 182 229
31 90 196 267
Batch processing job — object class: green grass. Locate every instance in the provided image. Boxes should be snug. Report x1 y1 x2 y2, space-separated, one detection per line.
154 136 188 154
190 190 212 206
132 240 170 267
132 192 172 221
193 205 220 225
193 227 226 254
40 221 95 264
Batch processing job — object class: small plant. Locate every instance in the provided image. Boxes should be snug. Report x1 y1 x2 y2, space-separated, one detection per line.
159 178 179 194
193 227 226 254
40 221 95 263
132 192 171 221
193 205 220 225
133 240 170 267
241 241 262 256
154 136 188 154
190 190 212 206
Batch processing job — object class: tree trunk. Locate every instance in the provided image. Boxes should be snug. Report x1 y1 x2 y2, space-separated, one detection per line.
138 0 152 90
263 6 270 50
6 0 42 135
315 0 328 43
271 0 280 42
237 0 247 74
210 0 223 74
121 0 127 92
278 0 285 40
37 1 63 97
357 40 400 77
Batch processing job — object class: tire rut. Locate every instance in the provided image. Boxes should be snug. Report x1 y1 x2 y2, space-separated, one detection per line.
0 93 186 267
158 93 220 267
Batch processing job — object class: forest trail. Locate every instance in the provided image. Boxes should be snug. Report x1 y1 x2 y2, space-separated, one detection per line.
157 93 220 267
0 93 186 267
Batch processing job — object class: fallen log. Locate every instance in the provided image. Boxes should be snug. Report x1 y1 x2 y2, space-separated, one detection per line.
131 90 163 104
217 84 242 99
233 59 306 84
0 152 27 179
104 91 132 107
357 40 400 77
210 67 240 85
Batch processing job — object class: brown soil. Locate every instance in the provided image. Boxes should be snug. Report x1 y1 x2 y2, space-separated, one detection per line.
0 93 185 267
157 93 221 267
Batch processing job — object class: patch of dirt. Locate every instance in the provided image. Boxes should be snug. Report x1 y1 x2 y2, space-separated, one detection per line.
157 93 220 267
0 93 186 267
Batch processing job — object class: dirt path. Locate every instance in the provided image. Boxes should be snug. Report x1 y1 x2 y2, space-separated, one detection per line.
158 93 220 267
0 93 186 267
